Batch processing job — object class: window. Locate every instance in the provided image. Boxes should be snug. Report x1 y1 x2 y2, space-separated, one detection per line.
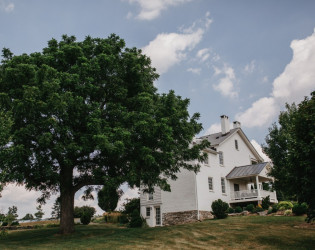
219 151 224 165
205 154 209 165
208 177 213 191
148 193 153 200
155 207 161 225
235 139 238 150
146 207 150 217
221 178 226 193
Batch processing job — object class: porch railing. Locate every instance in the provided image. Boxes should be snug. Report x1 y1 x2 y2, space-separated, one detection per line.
230 189 277 201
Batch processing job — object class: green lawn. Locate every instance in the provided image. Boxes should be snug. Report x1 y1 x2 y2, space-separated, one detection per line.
0 216 314 249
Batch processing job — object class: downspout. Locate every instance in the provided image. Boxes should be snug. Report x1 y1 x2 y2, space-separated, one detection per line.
194 169 200 220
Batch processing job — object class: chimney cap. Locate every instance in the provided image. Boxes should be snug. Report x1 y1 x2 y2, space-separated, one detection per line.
220 115 228 119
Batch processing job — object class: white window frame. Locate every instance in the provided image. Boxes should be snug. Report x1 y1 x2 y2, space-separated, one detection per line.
219 151 224 166
208 177 213 191
146 207 150 217
221 177 226 194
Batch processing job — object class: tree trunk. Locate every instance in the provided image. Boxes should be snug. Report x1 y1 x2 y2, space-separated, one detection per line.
59 168 75 234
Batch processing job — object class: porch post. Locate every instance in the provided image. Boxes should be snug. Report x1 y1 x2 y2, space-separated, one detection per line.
256 175 261 202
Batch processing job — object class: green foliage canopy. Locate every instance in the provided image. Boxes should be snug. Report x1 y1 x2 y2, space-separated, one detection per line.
0 34 209 233
263 91 315 221
97 185 122 212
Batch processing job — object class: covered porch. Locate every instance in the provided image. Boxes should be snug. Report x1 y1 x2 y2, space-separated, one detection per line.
226 163 278 204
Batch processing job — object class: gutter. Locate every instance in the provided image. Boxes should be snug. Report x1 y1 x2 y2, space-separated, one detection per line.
194 169 200 220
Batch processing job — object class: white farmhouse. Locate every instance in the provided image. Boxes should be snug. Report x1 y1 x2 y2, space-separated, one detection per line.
140 115 277 227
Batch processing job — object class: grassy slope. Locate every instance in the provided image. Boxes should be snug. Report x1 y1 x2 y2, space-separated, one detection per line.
0 216 314 249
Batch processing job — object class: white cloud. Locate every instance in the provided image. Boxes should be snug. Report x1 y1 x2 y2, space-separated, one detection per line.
0 184 58 219
196 48 210 62
236 29 315 128
0 0 14 12
250 139 270 162
204 122 233 135
143 13 211 74
244 60 255 74
213 65 238 99
263 76 268 83
126 0 192 20
187 67 201 74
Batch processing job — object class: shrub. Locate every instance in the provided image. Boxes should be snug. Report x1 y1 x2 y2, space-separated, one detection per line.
128 209 142 228
80 212 92 225
272 204 278 213
1 222 8 227
235 206 242 213
284 209 292 216
306 209 315 223
0 229 8 239
227 207 234 214
211 199 229 219
277 201 293 211
267 208 273 214
74 206 96 218
292 202 308 215
254 205 264 213
245 204 255 213
118 214 129 224
262 196 271 210
10 221 19 226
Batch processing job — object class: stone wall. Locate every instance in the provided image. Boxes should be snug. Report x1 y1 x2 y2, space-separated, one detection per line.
162 210 213 226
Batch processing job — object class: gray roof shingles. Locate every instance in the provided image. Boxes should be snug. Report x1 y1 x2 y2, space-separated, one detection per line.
199 128 239 146
226 162 268 179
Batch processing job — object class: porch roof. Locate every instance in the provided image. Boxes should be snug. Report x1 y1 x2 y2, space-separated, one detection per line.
226 162 268 179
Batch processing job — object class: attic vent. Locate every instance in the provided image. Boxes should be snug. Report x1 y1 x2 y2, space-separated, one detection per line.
216 136 219 139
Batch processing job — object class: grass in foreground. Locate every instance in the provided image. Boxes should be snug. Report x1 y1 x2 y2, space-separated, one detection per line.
0 216 314 249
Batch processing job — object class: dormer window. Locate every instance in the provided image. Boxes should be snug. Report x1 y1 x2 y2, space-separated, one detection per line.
235 140 239 150
219 151 224 165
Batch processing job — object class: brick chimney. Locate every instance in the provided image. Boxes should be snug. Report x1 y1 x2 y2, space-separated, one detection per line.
220 115 230 134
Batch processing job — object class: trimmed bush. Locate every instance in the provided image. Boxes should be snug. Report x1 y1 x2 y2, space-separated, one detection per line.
277 201 293 211
292 202 308 215
227 207 234 214
211 199 229 219
235 206 242 213
254 204 264 213
129 209 142 228
267 207 273 214
245 204 255 213
1 222 8 227
80 212 92 225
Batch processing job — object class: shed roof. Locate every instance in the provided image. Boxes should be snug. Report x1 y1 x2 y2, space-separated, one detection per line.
226 162 268 179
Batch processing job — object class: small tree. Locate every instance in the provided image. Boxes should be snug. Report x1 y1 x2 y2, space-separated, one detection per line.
22 213 34 220
4 206 18 225
51 198 61 219
97 185 122 213
34 205 44 219
211 199 229 219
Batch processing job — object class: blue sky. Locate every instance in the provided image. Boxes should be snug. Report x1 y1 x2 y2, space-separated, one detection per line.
1 0 315 217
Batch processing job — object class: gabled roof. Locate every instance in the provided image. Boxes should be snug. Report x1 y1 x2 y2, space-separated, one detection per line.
198 128 264 162
199 128 238 146
226 162 268 179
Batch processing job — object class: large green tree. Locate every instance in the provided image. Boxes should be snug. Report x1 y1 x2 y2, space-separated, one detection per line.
263 91 315 222
0 34 209 234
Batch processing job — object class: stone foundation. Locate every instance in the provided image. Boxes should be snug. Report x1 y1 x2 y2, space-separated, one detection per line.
162 210 213 226
199 210 214 220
